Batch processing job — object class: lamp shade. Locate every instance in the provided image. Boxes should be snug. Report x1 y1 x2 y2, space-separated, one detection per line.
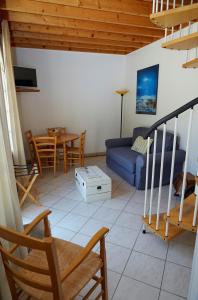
115 89 129 96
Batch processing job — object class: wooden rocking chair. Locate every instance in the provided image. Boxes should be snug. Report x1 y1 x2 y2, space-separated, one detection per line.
14 163 40 207
0 210 109 300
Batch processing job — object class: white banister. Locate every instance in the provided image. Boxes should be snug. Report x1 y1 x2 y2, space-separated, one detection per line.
193 175 198 227
144 137 151 219
164 28 168 42
188 21 192 35
156 124 166 230
152 0 156 13
166 0 169 10
161 0 164 12
156 0 159 13
179 24 182 38
179 108 193 222
173 0 176 8
149 130 158 224
171 26 174 39
165 117 178 237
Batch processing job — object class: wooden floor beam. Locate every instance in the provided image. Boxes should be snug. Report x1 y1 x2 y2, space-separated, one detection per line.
0 0 156 28
33 0 152 17
11 30 147 49
9 22 158 43
12 42 129 55
11 37 136 53
1 11 163 37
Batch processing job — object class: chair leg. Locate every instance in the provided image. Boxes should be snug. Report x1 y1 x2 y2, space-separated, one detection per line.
38 158 42 177
54 157 56 177
100 237 108 300
82 152 85 167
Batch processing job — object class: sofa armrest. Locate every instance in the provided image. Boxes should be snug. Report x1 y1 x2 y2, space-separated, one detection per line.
105 137 132 149
135 150 186 190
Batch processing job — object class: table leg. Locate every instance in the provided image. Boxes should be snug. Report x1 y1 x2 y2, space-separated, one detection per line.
71 141 74 165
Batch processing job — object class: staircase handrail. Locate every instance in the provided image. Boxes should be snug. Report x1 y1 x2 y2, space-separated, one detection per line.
144 97 198 138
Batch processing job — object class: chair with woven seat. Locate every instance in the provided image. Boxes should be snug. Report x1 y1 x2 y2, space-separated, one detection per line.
0 210 109 300
25 130 36 164
64 130 86 172
48 127 67 165
33 136 57 177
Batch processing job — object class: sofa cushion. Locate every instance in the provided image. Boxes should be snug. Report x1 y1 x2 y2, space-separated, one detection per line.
131 136 153 154
132 127 176 153
107 147 139 173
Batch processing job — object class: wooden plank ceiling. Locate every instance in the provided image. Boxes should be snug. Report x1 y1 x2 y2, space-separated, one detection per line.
0 0 164 55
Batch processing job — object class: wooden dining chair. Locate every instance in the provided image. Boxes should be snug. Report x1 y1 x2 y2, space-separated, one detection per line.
0 210 109 300
64 130 86 172
25 130 36 164
33 136 57 177
48 127 66 164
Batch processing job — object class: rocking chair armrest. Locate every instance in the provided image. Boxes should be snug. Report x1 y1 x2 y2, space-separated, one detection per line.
61 227 109 282
10 210 52 254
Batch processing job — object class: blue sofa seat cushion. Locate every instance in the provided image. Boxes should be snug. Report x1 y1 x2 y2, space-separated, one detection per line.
107 147 139 174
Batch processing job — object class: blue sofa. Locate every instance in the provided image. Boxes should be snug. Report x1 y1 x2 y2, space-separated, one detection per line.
105 127 186 190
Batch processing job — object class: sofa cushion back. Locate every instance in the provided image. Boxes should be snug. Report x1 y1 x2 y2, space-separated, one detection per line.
132 127 178 153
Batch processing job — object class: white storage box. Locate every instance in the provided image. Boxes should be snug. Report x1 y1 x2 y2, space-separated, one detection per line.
75 166 111 202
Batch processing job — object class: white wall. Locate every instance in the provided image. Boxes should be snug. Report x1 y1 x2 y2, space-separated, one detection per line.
124 36 198 174
14 48 126 154
14 37 198 172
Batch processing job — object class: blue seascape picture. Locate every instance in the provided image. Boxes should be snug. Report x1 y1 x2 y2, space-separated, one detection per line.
136 64 159 115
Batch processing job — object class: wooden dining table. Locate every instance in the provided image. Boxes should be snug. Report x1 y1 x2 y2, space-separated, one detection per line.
34 132 79 173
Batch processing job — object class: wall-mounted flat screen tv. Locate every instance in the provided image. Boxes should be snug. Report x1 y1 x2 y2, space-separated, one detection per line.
14 66 37 87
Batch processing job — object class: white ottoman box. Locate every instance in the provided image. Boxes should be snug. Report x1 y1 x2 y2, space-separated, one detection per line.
75 166 111 202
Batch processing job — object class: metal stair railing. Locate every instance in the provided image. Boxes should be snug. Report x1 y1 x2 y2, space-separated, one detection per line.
143 97 198 238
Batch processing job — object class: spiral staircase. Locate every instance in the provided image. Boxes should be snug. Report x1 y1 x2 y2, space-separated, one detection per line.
142 0 198 241
151 1 198 68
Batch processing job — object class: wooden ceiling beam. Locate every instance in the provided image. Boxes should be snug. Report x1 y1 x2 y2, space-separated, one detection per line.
10 22 158 43
1 11 164 37
0 0 157 28
11 42 129 54
11 37 138 52
33 0 152 17
11 30 148 48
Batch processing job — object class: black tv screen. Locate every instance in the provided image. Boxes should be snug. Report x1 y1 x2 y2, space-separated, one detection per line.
14 66 37 87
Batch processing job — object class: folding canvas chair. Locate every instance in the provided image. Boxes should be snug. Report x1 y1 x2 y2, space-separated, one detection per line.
14 163 40 207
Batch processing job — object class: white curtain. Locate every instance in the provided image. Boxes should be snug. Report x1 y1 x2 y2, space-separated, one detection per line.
0 59 24 300
1 20 26 165
0 36 24 300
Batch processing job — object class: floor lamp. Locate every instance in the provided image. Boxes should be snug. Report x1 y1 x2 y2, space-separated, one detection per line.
115 89 129 138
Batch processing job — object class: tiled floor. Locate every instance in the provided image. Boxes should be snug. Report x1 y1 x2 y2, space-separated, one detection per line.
22 156 196 300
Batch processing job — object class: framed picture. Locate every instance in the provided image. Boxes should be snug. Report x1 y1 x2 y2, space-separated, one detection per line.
136 64 159 115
